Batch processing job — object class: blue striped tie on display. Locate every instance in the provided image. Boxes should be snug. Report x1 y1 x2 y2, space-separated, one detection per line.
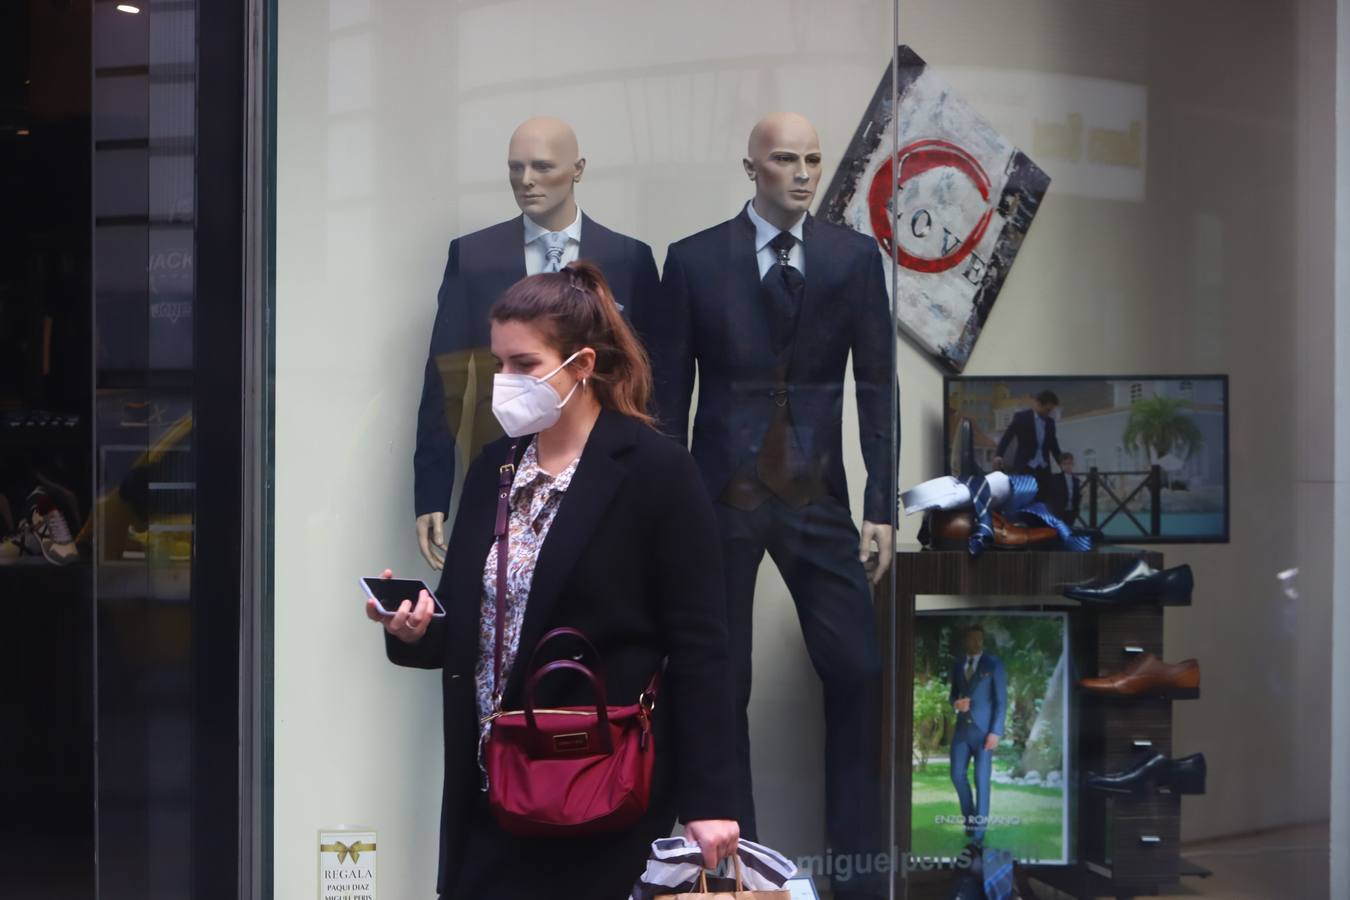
960 474 995 556
1011 502 1095 551
960 473 1093 555
1006 473 1092 551
543 231 568 272
1006 473 1040 508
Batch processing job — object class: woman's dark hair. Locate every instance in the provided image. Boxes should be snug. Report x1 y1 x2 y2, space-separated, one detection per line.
489 260 655 427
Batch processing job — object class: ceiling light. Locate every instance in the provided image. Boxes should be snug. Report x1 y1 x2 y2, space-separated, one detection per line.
116 4 141 12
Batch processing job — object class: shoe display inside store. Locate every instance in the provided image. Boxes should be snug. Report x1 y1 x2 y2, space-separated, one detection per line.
1084 752 1207 796
1062 560 1194 606
1080 653 1201 697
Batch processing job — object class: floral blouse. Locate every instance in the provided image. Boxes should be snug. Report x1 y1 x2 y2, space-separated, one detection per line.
475 439 580 772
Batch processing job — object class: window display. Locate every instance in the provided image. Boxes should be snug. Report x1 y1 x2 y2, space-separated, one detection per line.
268 2 1345 899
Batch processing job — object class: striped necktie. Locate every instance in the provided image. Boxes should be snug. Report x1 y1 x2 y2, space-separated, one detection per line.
542 231 568 272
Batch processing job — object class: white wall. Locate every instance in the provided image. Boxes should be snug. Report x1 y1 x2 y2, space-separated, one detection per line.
275 1 1340 896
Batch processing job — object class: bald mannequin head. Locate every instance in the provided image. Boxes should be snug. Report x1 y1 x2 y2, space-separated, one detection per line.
743 112 823 230
508 117 586 231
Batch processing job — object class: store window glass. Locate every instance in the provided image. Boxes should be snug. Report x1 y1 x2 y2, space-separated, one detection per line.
273 3 899 898
267 2 1340 900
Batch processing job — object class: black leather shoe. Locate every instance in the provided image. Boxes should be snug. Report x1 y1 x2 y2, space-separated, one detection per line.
1084 752 1207 795
958 418 983 479
1166 752 1207 794
1063 559 1193 606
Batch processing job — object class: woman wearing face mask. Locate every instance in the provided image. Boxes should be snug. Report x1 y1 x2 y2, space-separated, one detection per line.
365 260 739 900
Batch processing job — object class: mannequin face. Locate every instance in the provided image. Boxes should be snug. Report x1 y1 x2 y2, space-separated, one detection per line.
744 113 823 228
507 117 585 230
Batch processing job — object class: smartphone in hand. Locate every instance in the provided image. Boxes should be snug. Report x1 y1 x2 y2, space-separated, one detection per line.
360 576 446 617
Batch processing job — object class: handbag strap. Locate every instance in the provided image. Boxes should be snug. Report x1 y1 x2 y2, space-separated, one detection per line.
493 440 520 705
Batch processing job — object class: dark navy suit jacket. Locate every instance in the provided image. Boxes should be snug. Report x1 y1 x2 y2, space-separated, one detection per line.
413 214 659 517
642 209 896 523
949 653 1008 740
995 408 1062 473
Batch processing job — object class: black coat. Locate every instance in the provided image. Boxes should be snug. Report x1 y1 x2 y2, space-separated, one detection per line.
386 409 736 898
642 209 896 523
413 214 661 517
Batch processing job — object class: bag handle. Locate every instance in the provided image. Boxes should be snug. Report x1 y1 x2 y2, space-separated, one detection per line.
526 627 604 678
523 660 613 754
695 854 743 893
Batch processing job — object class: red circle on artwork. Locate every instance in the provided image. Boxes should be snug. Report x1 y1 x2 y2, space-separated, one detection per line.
868 139 996 274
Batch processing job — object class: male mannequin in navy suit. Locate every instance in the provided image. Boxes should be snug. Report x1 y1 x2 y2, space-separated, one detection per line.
643 113 896 899
949 624 1008 842
413 117 659 568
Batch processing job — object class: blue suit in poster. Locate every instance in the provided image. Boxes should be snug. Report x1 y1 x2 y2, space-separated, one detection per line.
949 649 1008 840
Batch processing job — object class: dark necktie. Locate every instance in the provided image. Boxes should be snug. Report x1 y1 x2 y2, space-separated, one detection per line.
762 231 804 355
752 230 817 506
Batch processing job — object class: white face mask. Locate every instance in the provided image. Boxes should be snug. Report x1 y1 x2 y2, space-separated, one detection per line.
491 350 584 438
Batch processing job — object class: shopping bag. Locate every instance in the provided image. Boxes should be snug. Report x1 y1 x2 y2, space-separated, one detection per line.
671 857 789 899
629 838 796 900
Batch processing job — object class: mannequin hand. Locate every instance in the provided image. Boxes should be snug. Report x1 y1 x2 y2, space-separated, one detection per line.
684 819 740 870
985 733 1000 752
859 521 894 586
364 568 434 643
416 512 446 570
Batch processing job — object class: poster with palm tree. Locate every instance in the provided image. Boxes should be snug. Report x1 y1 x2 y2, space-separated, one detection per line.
944 375 1229 542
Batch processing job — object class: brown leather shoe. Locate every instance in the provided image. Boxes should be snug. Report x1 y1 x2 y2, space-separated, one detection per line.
1080 653 1200 696
991 512 1057 546
928 510 1058 548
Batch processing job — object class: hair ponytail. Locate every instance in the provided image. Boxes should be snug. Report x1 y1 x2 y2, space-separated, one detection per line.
490 260 656 427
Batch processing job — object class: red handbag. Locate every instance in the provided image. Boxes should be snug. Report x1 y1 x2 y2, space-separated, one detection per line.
482 444 659 837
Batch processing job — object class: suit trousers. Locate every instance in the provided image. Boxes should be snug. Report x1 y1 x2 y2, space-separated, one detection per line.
715 495 884 895
950 728 994 838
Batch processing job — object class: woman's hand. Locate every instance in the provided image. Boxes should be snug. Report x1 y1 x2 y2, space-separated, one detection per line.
364 568 434 644
684 819 740 870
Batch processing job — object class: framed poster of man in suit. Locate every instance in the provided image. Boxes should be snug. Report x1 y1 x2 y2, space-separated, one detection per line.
911 611 1071 865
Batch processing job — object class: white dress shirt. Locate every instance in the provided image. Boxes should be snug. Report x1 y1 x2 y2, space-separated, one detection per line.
745 200 806 278
900 472 1013 516
522 208 583 276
